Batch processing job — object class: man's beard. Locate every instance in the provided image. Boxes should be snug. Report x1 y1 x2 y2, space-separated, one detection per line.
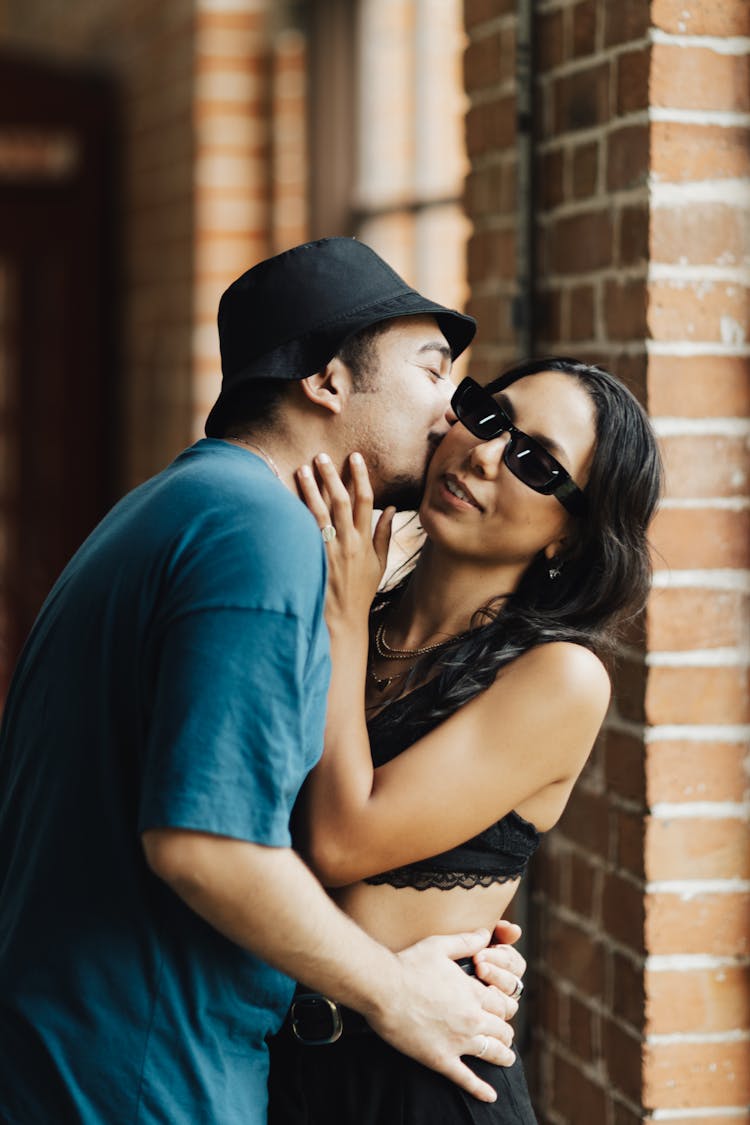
376 432 442 512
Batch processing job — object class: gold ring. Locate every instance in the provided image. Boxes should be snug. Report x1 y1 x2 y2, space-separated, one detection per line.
321 525 336 543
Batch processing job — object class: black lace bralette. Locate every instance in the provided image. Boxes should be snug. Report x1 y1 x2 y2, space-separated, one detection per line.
364 678 541 891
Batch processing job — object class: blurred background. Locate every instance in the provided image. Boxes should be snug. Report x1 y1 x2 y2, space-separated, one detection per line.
1 2 749 1121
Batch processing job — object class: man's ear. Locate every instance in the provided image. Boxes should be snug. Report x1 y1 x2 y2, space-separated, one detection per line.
298 358 353 416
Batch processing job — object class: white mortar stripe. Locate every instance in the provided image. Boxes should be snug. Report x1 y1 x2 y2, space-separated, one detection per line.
650 106 750 127
647 953 750 970
647 879 750 894
647 340 750 357
648 1030 750 1045
646 724 750 741
646 649 749 667
651 178 750 205
652 417 750 436
650 802 750 818
649 265 750 286
652 571 750 592
659 498 750 511
650 28 750 54
652 1109 750 1121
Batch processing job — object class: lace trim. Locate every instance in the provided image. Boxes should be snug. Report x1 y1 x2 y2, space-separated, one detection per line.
363 867 524 891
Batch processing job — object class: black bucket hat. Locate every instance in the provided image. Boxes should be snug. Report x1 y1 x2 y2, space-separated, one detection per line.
205 237 476 437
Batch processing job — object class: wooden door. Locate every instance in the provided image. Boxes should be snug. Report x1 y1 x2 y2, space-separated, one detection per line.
0 53 117 697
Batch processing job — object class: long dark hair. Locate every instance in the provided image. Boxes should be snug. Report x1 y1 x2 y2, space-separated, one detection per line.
373 356 663 722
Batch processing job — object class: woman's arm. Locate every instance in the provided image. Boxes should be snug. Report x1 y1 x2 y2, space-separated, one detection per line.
297 454 611 887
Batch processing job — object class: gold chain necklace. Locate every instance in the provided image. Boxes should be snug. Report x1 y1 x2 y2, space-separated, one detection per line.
373 620 468 661
229 436 281 479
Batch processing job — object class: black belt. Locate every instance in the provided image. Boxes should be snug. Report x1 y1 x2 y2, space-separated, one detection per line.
285 956 477 1046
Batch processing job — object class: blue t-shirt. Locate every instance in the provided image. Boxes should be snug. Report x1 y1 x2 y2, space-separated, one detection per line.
0 440 331 1124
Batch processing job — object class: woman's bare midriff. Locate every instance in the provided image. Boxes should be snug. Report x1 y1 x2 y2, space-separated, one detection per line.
332 877 521 951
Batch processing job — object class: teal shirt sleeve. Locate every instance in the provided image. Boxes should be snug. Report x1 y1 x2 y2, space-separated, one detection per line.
139 606 317 846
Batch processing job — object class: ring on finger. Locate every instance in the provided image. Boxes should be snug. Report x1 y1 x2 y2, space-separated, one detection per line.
321 525 336 543
476 1034 489 1059
510 978 524 1001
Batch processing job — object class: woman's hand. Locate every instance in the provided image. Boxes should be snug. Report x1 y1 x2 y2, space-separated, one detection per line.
297 452 395 631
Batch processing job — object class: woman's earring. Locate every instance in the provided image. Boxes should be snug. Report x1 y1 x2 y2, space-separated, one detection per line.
548 559 562 580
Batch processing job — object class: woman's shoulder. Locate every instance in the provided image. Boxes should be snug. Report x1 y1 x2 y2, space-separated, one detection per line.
485 640 611 721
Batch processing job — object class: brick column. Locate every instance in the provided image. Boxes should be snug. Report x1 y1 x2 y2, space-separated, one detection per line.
464 1 750 1122
643 1 750 1118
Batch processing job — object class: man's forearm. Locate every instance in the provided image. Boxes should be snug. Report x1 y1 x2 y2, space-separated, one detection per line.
142 828 398 1017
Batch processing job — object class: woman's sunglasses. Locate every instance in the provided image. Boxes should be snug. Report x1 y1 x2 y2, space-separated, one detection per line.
450 377 587 516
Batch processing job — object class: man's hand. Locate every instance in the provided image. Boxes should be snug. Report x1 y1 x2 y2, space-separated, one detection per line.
363 929 515 1105
473 919 526 1012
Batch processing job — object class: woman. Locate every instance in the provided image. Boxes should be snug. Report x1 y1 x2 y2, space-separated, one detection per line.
268 357 662 1123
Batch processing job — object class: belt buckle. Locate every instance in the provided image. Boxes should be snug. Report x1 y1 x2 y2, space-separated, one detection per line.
290 993 344 1045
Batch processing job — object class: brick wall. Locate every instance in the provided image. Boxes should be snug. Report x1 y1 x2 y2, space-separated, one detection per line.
464 1 750 1121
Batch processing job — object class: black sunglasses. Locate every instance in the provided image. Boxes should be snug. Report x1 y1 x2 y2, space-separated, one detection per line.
451 377 587 516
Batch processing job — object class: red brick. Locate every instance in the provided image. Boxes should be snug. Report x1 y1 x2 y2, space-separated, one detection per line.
647 964 750 1035
646 891 750 956
571 141 598 198
618 204 649 266
552 62 611 135
647 355 750 419
617 45 650 114
650 507 750 570
556 786 610 856
568 283 595 341
613 950 645 1028
535 286 563 341
653 0 750 37
536 8 565 73
607 123 650 190
538 148 565 210
572 0 596 58
660 433 750 500
605 729 646 805
645 1039 750 1108
568 849 599 919
603 871 645 950
604 0 650 46
611 351 648 404
464 30 513 92
652 120 750 183
648 587 750 651
652 44 750 113
647 277 746 342
647 816 750 881
568 994 596 1062
543 913 607 994
464 0 502 30
652 202 750 269
612 653 647 724
646 666 750 726
617 810 646 879
604 277 648 338
602 1018 644 1103
646 740 749 804
553 1052 609 1122
549 209 613 274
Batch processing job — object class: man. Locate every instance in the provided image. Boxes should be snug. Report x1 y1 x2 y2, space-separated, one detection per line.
0 238 522 1124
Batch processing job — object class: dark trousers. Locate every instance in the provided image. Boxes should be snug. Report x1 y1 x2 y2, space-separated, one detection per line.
268 1024 538 1124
